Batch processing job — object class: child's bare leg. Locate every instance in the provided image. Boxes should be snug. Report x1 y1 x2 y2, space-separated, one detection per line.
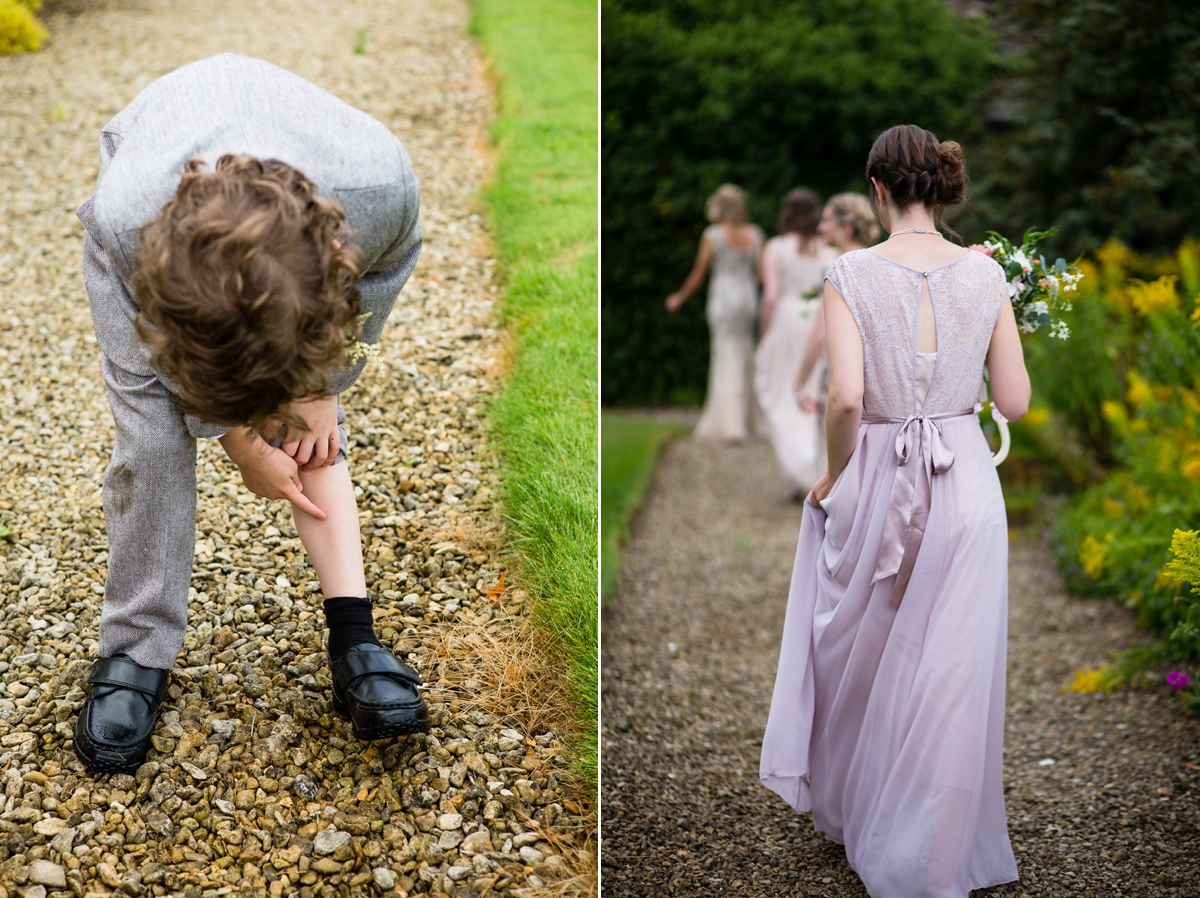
293 460 430 738
291 462 367 597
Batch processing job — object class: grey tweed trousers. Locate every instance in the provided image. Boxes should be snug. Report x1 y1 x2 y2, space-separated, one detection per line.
97 352 349 670
79 54 423 669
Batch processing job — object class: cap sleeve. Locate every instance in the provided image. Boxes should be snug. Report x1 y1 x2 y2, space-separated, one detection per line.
824 253 848 300
987 255 1010 328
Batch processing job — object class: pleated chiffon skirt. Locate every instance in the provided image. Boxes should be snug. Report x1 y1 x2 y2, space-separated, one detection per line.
760 416 1019 897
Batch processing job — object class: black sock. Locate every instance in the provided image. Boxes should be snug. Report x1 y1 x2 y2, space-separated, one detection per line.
323 596 383 661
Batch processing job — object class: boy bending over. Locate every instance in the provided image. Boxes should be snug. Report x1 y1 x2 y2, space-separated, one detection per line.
74 53 428 773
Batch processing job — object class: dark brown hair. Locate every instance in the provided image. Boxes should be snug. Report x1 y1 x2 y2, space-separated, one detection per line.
132 154 363 433
865 124 967 213
777 188 822 237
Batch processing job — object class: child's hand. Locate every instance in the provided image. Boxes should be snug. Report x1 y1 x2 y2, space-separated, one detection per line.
218 428 326 519
282 395 341 470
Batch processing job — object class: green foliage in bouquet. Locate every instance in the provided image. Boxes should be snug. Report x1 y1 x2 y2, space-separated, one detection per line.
1048 240 1200 658
0 0 46 54
601 0 999 406
977 227 1081 338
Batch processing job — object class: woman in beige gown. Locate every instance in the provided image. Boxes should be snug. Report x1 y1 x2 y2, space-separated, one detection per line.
666 184 763 440
753 189 838 497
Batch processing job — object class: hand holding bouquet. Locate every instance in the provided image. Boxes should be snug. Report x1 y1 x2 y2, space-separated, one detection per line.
970 227 1082 339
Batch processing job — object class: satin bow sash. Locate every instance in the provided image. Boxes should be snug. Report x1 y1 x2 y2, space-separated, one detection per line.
860 408 976 607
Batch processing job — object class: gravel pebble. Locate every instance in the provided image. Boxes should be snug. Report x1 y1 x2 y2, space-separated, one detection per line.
602 436 1200 896
25 861 64 888
0 0 593 894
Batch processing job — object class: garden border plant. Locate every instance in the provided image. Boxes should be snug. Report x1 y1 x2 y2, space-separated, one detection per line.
469 0 598 784
0 0 46 54
1041 239 1200 708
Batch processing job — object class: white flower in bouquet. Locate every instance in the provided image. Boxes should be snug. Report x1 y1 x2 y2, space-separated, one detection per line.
970 227 1082 339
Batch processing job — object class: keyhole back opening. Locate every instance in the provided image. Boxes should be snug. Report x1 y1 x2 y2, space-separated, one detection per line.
917 274 938 354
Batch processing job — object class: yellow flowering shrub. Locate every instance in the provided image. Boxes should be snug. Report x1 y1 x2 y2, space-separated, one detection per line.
1023 407 1051 427
1126 372 1154 408
0 0 45 54
1127 275 1180 316
1078 534 1108 579
1164 530 1200 586
1064 665 1123 694
1099 400 1124 425
1051 240 1200 660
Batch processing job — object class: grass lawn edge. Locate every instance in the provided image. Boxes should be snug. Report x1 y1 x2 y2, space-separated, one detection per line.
468 0 599 793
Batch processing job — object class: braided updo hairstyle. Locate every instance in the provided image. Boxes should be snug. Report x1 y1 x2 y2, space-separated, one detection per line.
865 124 967 213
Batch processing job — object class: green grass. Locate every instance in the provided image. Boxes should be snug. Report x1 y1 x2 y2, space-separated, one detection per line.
601 412 688 601
470 0 597 782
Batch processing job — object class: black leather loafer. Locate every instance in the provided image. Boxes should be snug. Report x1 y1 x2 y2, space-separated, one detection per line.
330 644 430 740
74 655 169 774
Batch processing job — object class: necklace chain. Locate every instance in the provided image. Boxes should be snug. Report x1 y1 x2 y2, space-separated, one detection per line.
888 227 940 237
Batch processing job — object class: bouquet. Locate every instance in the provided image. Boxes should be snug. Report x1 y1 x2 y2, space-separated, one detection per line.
970 227 1082 339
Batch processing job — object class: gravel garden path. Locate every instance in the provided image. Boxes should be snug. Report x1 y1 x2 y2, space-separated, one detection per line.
601 435 1200 897
0 1 593 897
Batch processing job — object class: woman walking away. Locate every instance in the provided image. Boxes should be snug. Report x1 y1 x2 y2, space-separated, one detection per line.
666 184 763 441
794 192 881 414
759 124 1029 897
753 188 837 499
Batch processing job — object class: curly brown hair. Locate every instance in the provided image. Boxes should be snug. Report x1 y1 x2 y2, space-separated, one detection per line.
131 154 363 433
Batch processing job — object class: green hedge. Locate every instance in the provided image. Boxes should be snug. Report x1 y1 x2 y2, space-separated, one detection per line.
601 0 997 406
964 0 1200 260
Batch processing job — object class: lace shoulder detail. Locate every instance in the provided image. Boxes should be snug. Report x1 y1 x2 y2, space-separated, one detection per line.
922 252 1007 414
825 250 922 416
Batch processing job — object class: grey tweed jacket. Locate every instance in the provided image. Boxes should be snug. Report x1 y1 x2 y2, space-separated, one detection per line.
77 51 423 436
75 53 422 667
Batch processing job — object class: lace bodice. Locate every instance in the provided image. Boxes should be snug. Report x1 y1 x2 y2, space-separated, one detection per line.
766 234 836 298
825 249 1006 417
706 224 761 285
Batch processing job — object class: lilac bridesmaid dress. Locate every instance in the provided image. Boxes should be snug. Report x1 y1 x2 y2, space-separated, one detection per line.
759 249 1019 897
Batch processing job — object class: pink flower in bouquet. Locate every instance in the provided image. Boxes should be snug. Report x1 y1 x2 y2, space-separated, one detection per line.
1167 670 1190 691
968 244 993 257
1038 278 1051 288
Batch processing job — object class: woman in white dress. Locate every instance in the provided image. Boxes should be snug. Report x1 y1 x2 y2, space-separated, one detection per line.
753 189 838 498
794 193 882 413
666 184 763 441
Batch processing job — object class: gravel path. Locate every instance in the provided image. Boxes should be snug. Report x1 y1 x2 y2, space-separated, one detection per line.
601 435 1200 897
0 2 593 896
